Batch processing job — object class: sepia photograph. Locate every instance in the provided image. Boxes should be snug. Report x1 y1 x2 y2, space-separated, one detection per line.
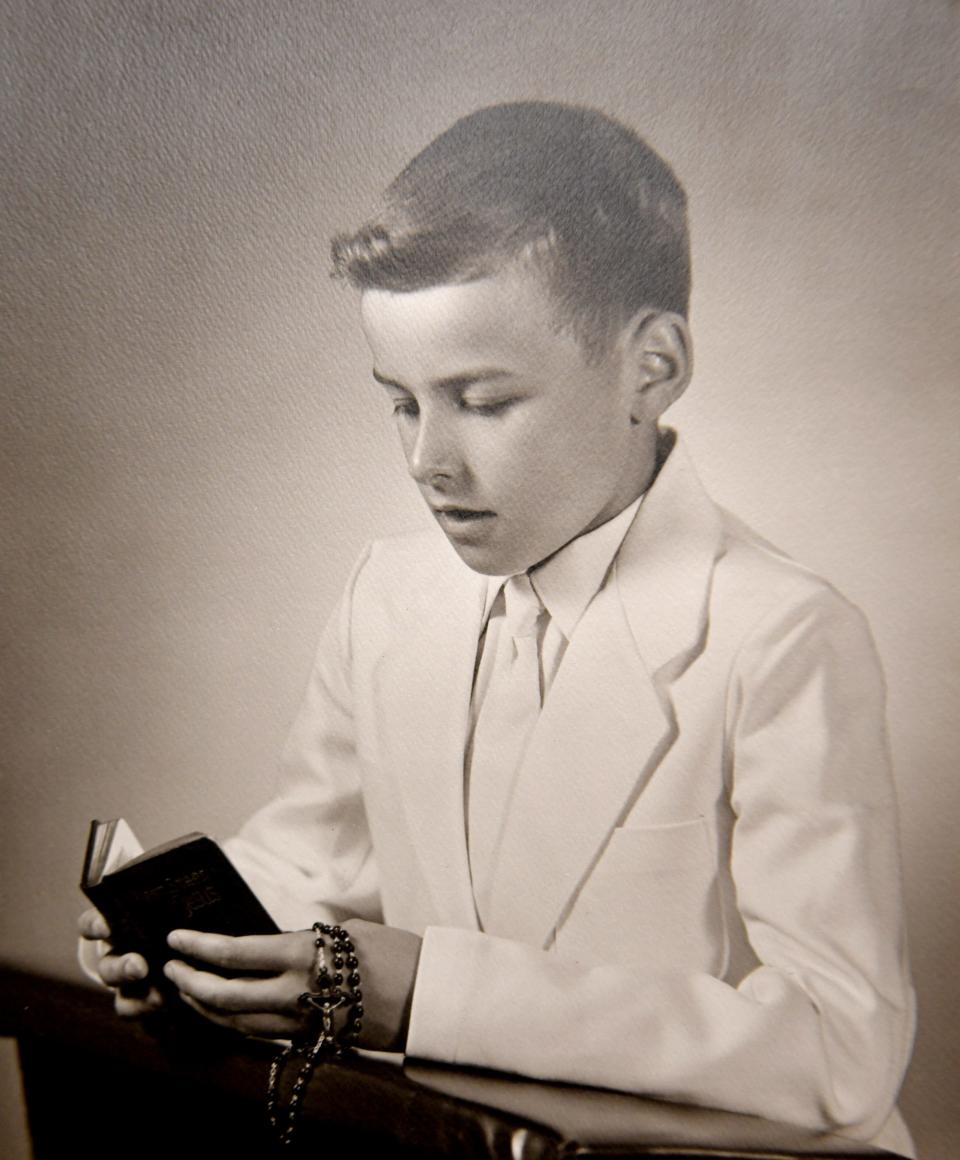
2 2 958 1157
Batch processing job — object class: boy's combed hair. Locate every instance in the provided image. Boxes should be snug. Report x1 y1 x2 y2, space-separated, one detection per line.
331 101 690 356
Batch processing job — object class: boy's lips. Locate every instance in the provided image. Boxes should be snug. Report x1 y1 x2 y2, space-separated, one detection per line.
430 504 496 532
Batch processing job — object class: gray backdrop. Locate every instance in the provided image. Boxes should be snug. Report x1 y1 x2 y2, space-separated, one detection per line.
2 2 958 1156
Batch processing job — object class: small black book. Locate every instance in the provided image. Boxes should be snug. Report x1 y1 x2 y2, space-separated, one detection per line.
81 818 279 970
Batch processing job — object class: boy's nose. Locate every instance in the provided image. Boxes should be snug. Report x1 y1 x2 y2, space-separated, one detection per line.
407 415 458 484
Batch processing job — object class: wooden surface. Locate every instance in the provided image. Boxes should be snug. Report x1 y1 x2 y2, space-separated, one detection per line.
0 964 907 1159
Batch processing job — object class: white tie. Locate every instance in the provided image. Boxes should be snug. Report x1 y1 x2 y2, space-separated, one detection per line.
468 573 544 924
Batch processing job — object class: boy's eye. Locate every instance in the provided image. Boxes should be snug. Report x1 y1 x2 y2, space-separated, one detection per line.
460 397 515 416
391 398 419 418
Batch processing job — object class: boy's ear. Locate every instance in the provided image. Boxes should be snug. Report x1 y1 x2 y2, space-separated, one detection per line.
622 311 692 423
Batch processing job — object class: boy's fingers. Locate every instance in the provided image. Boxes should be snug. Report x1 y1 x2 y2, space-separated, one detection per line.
178 992 299 1037
115 987 165 1018
167 929 307 972
78 907 111 940
99 952 148 987
97 954 126 986
163 958 298 1014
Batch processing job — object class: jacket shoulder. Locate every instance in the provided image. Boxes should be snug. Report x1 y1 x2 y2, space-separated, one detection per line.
712 507 871 637
363 527 464 584
349 528 482 620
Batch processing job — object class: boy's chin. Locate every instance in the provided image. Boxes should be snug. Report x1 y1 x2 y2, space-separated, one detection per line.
446 543 508 575
441 534 522 577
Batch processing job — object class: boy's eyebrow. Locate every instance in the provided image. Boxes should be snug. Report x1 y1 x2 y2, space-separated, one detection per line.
371 370 407 391
371 368 515 392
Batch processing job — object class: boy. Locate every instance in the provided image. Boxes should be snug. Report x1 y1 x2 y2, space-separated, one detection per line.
80 102 915 1153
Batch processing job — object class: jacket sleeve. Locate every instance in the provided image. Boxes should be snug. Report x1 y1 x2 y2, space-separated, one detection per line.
223 544 383 932
406 588 915 1144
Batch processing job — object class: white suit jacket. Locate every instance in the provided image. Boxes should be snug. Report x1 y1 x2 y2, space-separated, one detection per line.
227 435 915 1155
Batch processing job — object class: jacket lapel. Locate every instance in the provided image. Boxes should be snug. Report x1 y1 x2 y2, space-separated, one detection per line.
615 434 726 680
374 539 487 930
484 435 726 945
482 583 671 943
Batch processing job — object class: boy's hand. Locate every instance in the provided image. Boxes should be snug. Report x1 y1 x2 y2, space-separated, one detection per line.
77 906 165 1017
341 918 422 1051
163 920 422 1051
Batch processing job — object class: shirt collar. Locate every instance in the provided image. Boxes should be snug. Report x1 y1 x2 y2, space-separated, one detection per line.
482 493 644 640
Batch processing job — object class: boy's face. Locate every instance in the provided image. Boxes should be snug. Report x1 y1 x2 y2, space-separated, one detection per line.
360 266 658 575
